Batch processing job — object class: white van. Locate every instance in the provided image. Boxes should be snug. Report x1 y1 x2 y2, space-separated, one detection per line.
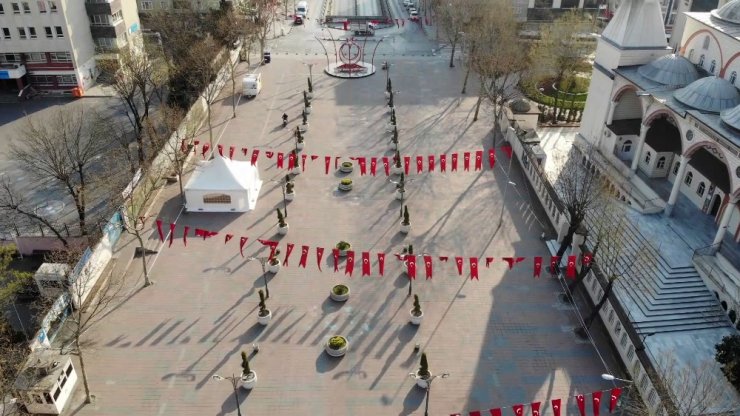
295 1 308 17
242 73 261 98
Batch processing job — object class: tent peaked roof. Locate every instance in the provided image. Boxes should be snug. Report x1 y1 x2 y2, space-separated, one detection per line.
602 0 667 49
185 156 257 191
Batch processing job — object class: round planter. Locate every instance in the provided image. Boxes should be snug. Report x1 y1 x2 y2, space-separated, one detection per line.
415 371 432 388
257 310 272 326
339 164 354 173
330 285 350 302
240 371 257 389
395 189 406 200
286 192 295 201
267 261 281 273
291 168 302 175
296 141 305 150
300 123 309 132
307 91 314 99
325 336 348 357
400 222 411 234
338 182 353 191
409 309 423 325
278 224 289 235
391 165 403 175
385 91 391 99
305 106 312 114
389 141 398 150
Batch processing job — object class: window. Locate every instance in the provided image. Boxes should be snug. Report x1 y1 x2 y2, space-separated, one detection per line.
622 140 632 153
203 194 232 204
52 387 60 401
32 394 44 404
17 27 26 39
648 390 657 405
90 14 110 25
1 53 21 63
699 54 705 66
697 182 705 196
732 71 738 85
49 51 71 63
54 26 63 37
0 4 4 14
684 171 693 185
11 2 20 13
702 35 710 49
37 0 46 11
44 26 52 38
615 321 622 335
141 0 152 9
688 49 694 61
57 74 76 85
30 74 55 85
608 310 615 324
620 333 628 347
657 156 666 169
65 363 72 376
43 392 52 404
640 375 648 389
673 161 680 175
22 1 29 12
644 151 651 164
48 0 56 11
2 28 10 39
710 60 716 74
28 27 36 38
95 37 117 50
25 52 44 62
111 10 122 22
626 345 635 361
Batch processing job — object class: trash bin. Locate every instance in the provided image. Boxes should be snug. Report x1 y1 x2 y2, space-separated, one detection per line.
263 51 271 64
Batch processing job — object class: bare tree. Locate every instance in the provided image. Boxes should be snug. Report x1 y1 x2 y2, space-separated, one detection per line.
0 319 29 416
242 0 278 60
0 179 70 246
434 0 477 68
214 9 255 118
468 1 530 139
145 105 197 201
188 37 227 150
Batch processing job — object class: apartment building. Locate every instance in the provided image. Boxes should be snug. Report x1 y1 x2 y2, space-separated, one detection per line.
136 0 220 14
0 0 140 95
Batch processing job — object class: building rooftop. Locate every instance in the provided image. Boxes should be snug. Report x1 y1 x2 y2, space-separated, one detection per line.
637 54 700 87
674 76 740 113
13 349 71 391
711 0 740 25
686 10 740 41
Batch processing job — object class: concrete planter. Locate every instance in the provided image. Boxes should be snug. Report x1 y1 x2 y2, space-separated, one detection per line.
300 123 309 132
409 309 423 325
391 165 403 175
400 222 410 234
339 163 354 173
330 284 350 302
257 310 272 326
389 141 398 150
325 336 348 357
305 106 312 114
414 371 432 388
241 371 257 389
286 192 295 201
296 141 305 150
267 261 281 273
278 224 289 235
395 189 406 200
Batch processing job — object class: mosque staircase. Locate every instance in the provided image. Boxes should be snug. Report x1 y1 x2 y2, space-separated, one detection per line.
584 208 731 335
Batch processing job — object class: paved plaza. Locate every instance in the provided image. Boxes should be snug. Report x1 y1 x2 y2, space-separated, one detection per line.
65 56 621 416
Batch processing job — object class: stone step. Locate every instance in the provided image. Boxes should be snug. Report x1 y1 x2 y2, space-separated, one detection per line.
634 320 730 334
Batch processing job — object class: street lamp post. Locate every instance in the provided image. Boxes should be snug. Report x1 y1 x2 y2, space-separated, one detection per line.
398 248 428 297
303 62 315 86
370 36 388 68
270 176 290 218
211 374 243 416
602 373 633 383
408 372 450 415
246 256 270 298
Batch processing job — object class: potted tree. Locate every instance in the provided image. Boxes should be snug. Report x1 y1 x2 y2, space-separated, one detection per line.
325 335 348 357
400 205 411 234
391 151 403 175
257 289 272 325
388 89 394 109
290 150 301 175
295 127 305 151
395 173 406 200
276 208 289 235
240 351 257 389
303 90 312 114
413 352 432 388
409 294 423 325
385 77 392 100
389 126 399 150
300 109 309 132
267 249 281 273
338 178 353 191
339 161 354 173
336 241 351 257
307 77 314 99
285 176 295 201
330 284 350 302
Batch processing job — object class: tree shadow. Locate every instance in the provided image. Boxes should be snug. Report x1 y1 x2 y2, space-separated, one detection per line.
216 386 253 416
315 350 343 373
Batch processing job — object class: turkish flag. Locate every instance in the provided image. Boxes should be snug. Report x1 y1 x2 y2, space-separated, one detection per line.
551 399 561 416
404 156 411 175
531 402 541 416
335 156 341 170
609 388 622 413
325 156 331 174
333 248 340 272
512 404 523 416
225 234 233 244
382 157 390 176
194 228 205 239
345 251 355 276
155 219 164 242
358 157 367 175
242 147 248 156
424 255 433 280
205 231 218 239
265 151 274 159
229 146 235 159
289 152 297 170
440 154 447 172
311 155 319 161
439 256 448 262
475 150 483 171
416 156 423 174
378 253 385 276
277 152 284 169
201 143 210 158
533 256 543 278
316 247 324 271
298 245 309 268
503 256 526 269
217 144 224 156
250 149 260 165
502 144 513 159
582 252 593 268
592 391 602 416
469 412 481 416
451 153 458 171
301 154 307 171
371 157 377 176
490 410 502 416
470 257 479 280
463 152 471 171
239 237 248 257
194 140 200 147
183 226 189 246
550 256 560 275
169 223 176 247
428 155 435 172
488 148 496 169
486 257 494 267
258 239 278 258
576 394 586 416
455 256 464 275
362 252 371 276
406 255 416 279
566 255 577 279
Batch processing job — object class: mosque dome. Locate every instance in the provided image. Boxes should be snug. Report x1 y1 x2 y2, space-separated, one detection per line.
673 76 740 113
637 54 700 87
721 105 740 130
711 0 740 25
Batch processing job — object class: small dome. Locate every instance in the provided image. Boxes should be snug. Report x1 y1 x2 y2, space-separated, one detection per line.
510 98 531 113
711 0 740 25
674 76 740 113
637 54 700 87
721 105 740 130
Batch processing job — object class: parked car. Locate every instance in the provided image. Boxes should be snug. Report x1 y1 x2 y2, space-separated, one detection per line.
294 14 304 25
409 10 419 20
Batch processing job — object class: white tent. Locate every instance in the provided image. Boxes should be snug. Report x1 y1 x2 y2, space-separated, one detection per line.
184 156 262 212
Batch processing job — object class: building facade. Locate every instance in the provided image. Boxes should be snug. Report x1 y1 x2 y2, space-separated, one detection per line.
0 0 141 95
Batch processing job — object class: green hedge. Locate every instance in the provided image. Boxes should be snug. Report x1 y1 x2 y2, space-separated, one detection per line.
522 82 586 111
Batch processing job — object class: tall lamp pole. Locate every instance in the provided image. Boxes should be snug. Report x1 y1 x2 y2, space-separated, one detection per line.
303 62 315 86
409 372 450 416
211 374 243 416
247 256 270 298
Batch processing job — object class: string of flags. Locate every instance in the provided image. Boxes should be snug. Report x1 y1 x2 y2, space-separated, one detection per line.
452 387 623 416
153 220 593 279
182 141 514 175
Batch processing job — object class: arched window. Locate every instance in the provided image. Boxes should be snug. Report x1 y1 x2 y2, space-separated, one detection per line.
710 60 716 74
673 161 680 175
622 140 632 153
702 35 710 50
731 71 738 85
644 151 652 164
688 49 695 61
685 172 693 185
657 156 666 169
697 182 706 196
699 54 705 66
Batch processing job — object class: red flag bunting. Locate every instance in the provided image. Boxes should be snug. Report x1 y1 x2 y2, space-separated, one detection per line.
301 154 307 171
455 256 464 275
155 219 164 242
382 157 390 176
440 154 447 172
362 252 371 276
533 256 543 278
416 155 423 174
404 156 410 175
316 247 324 271
298 245 309 268
609 388 622 413
512 404 523 416
566 255 577 279
377 252 385 276
424 255 433 280
469 412 481 416
239 237 248 257
503 256 526 270
502 144 513 159
439 256 448 262
463 151 471 171
576 394 586 416
283 243 295 266
488 148 496 169
531 402 541 416
229 146 235 159
169 223 176 247
370 157 377 176
277 152 284 168
358 157 367 175
470 257 479 280
265 151 274 159
258 239 278 259
428 155 435 172
490 410 502 416
345 251 355 276
180 139 187 153
582 252 593 267
217 144 223 156
593 391 602 416
250 149 260 165
486 257 494 267
451 153 458 171
406 255 416 279
325 156 331 174
288 152 296 170
475 150 483 171
551 398 562 416
333 248 340 272
335 156 341 170
241 147 248 156
550 256 560 275
201 143 210 158
183 226 189 246
225 234 233 244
